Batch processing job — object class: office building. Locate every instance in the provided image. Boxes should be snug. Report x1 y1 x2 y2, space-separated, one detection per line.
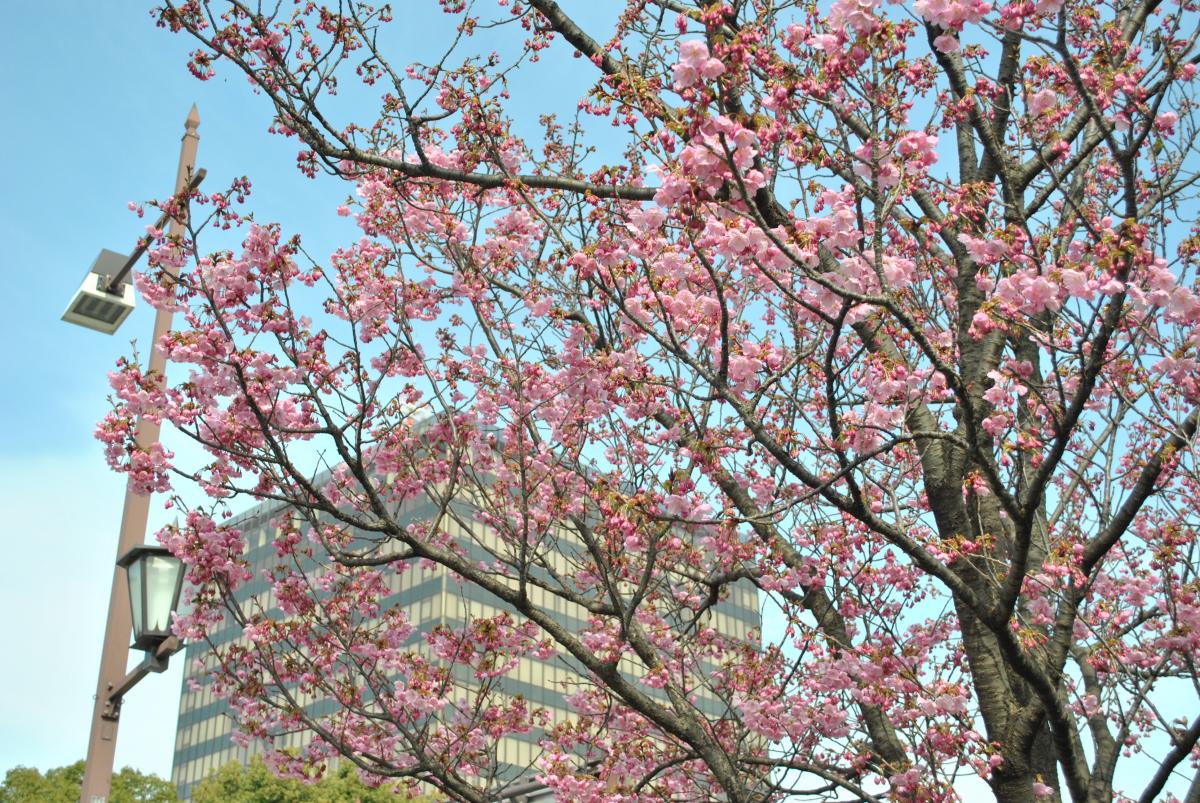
170 488 760 800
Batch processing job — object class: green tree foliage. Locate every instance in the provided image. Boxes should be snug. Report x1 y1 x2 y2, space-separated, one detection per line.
0 761 176 803
190 756 432 803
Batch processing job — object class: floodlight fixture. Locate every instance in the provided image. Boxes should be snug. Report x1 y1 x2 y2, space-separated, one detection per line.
61 249 136 334
62 165 205 337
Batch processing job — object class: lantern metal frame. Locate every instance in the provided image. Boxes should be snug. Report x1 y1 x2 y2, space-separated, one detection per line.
116 544 185 651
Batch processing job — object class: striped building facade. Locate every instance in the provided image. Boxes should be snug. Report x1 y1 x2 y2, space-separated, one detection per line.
170 492 760 799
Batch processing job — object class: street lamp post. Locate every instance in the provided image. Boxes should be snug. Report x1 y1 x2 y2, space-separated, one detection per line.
74 106 200 803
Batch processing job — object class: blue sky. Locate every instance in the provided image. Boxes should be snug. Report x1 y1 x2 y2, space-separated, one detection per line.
0 0 616 782
0 1 359 780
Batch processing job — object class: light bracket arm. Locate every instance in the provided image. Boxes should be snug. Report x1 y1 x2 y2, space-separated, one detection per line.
100 636 182 722
102 168 207 294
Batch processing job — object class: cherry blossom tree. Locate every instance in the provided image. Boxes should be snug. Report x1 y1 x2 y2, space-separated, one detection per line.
100 0 1200 800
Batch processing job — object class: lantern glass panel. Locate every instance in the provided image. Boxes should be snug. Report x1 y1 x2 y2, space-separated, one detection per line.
144 555 180 634
127 557 144 636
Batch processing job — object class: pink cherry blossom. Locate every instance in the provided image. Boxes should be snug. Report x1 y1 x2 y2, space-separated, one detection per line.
672 39 726 91
933 33 960 53
914 0 992 29
108 3 1200 801
1027 88 1058 117
830 0 882 34
1156 111 1180 134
